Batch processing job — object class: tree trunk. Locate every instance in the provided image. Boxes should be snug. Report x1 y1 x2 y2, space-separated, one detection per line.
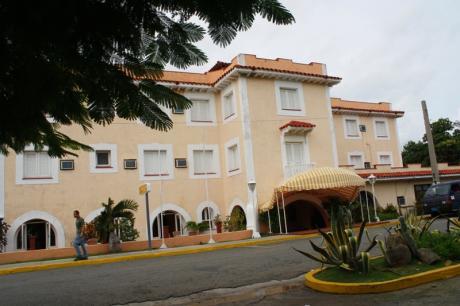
108 231 121 253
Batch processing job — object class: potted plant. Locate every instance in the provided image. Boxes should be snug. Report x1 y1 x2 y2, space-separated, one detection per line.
198 221 209 234
186 221 199 236
214 214 223 233
83 222 98 245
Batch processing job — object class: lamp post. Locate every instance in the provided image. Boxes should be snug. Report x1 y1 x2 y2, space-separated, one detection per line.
248 180 260 238
368 174 380 222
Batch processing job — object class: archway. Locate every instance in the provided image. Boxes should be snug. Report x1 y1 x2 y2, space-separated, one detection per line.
15 219 57 250
150 204 191 239
282 192 329 233
228 205 247 231
7 210 65 251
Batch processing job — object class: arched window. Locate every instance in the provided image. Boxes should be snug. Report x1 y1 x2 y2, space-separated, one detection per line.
16 219 56 250
201 207 214 222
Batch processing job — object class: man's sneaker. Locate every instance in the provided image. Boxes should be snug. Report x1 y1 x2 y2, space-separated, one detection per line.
74 256 87 261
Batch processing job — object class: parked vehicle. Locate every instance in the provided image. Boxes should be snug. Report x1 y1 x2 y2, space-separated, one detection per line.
422 181 460 216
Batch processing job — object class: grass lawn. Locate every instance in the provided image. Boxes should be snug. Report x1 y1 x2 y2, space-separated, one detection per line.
315 257 456 283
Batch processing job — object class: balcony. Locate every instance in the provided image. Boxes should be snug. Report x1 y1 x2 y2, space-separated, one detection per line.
284 163 315 179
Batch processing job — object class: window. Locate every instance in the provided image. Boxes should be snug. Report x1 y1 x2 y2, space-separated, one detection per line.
414 184 431 202
190 99 211 122
275 81 305 116
193 150 214 175
23 151 52 178
89 144 118 173
144 150 167 176
223 92 235 120
379 154 392 165
201 207 214 221
345 118 359 138
377 153 393 166
186 93 216 126
227 145 239 171
188 144 220 178
138 144 173 180
280 88 300 110
397 196 406 206
283 134 310 178
16 146 59 185
95 151 110 167
375 119 389 138
349 153 364 169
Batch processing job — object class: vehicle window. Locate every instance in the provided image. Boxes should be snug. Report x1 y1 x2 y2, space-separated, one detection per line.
426 185 451 196
451 184 460 193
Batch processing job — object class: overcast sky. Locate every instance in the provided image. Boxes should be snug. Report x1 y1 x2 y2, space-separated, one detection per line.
174 0 460 146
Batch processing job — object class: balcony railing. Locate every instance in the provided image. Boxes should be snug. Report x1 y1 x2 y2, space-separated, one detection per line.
284 163 316 179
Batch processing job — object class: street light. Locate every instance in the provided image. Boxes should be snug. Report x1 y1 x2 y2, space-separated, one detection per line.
248 180 261 238
368 174 380 222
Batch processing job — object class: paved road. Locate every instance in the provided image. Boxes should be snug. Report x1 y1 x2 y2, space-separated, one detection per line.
0 220 448 306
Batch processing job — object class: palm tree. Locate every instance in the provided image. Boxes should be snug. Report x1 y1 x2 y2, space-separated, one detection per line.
94 198 138 249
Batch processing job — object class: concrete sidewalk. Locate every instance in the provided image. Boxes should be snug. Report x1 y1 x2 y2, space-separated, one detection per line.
0 233 317 276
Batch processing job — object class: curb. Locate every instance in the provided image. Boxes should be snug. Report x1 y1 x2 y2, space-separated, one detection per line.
0 233 317 276
0 220 396 276
304 262 460 294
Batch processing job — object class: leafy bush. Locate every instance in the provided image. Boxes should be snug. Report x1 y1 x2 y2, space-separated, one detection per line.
198 221 210 232
377 204 399 221
224 209 247 232
186 221 199 232
118 218 139 242
0 220 10 252
417 231 460 260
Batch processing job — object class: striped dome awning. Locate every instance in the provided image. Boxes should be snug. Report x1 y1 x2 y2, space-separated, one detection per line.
259 167 366 212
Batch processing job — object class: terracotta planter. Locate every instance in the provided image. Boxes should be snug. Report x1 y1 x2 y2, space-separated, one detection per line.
87 238 98 245
216 223 223 233
28 236 37 250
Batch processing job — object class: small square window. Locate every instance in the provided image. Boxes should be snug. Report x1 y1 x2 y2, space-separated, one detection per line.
223 92 235 119
191 99 212 122
96 151 110 167
280 88 300 110
375 120 388 138
173 107 184 114
345 119 359 137
60 160 75 170
397 196 406 206
349 154 364 168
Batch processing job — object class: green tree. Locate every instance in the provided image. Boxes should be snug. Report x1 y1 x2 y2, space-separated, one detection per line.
402 118 460 166
94 197 139 244
0 1 294 157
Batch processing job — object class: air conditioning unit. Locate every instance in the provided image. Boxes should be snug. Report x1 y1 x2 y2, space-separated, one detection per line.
364 162 371 169
173 107 184 114
124 159 137 169
175 158 187 168
60 160 75 170
359 125 367 132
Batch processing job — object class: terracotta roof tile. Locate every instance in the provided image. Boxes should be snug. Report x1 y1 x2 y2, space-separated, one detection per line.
279 121 316 130
358 169 460 179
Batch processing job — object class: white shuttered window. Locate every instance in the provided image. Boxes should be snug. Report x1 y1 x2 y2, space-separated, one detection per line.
144 150 167 175
191 99 211 122
379 154 392 165
227 144 239 172
375 120 388 138
345 119 359 137
23 152 52 178
280 88 300 110
285 142 305 165
350 155 364 168
193 150 214 174
223 92 235 119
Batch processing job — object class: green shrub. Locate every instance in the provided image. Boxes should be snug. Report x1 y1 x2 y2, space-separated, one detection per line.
0 221 10 252
378 204 399 221
417 231 460 260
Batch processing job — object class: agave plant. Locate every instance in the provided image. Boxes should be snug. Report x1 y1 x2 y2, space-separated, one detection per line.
294 204 377 274
397 211 438 241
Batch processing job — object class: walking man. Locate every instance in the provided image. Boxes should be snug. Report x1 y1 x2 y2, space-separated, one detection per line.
73 210 88 260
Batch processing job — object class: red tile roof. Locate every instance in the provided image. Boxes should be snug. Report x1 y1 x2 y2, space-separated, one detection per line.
358 169 460 179
279 121 316 130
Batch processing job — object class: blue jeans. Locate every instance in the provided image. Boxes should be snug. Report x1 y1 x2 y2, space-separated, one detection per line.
73 235 88 258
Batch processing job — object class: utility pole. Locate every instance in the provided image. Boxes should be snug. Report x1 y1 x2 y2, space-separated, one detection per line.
421 100 440 184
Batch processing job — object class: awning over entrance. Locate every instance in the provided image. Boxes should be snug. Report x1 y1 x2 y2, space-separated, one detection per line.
259 167 366 212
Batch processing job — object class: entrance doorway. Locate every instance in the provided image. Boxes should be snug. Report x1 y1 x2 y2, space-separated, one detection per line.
152 210 186 238
285 200 327 232
15 219 56 250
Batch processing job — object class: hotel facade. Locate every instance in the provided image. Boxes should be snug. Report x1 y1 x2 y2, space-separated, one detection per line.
1 54 459 251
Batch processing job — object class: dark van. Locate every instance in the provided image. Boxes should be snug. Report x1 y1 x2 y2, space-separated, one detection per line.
422 181 460 216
